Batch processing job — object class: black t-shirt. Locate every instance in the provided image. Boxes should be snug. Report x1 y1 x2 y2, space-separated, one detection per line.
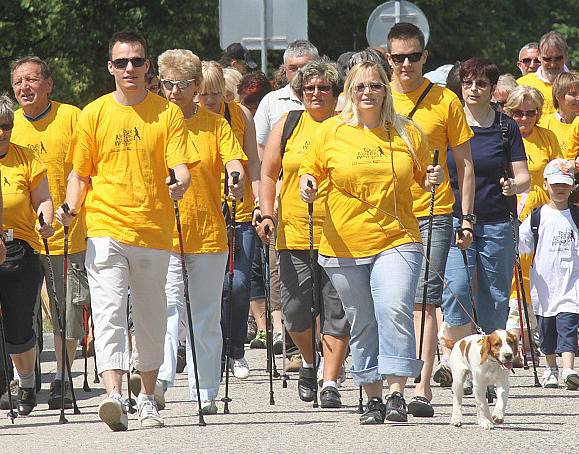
448 111 526 223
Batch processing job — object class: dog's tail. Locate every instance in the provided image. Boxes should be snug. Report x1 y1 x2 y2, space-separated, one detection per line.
438 321 456 350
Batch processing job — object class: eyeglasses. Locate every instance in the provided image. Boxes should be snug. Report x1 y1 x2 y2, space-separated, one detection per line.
111 57 147 69
354 83 385 93
541 55 564 63
161 79 196 90
0 123 13 132
511 109 538 118
461 79 491 89
303 84 332 94
389 52 423 64
520 58 540 65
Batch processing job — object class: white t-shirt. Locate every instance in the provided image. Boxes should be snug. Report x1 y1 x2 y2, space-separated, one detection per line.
254 84 303 145
519 204 579 316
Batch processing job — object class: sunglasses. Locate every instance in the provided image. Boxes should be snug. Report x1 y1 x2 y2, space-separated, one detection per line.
354 82 385 93
0 123 13 132
389 52 423 64
161 79 196 90
111 57 147 69
511 109 538 118
303 84 332 94
461 79 490 89
541 55 564 63
520 58 540 65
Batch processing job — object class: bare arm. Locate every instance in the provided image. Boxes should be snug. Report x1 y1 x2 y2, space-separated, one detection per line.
224 159 246 200
56 171 90 226
451 140 475 249
240 104 261 204
501 160 530 196
30 176 55 238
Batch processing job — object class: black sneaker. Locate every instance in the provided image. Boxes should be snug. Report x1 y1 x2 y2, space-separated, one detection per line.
360 397 385 425
407 395 434 417
320 385 342 408
48 379 73 410
18 386 37 416
176 345 187 374
297 367 316 402
385 391 407 422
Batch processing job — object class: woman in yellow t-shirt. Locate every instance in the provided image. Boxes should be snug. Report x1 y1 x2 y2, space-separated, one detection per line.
543 73 578 159
0 94 54 415
197 61 261 379
502 86 562 363
299 61 443 424
257 60 350 408
156 50 246 412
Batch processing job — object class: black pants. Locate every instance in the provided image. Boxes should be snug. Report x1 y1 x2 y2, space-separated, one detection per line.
0 240 43 354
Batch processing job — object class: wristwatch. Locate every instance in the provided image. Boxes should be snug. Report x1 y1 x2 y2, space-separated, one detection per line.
461 214 477 225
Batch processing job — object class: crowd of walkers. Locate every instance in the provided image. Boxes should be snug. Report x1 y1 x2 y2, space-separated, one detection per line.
0 23 577 431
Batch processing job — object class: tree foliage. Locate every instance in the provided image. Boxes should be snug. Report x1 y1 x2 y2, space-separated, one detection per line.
1 0 577 107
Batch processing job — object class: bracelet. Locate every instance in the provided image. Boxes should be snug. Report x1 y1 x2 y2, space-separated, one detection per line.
260 215 274 223
461 227 474 235
253 206 260 213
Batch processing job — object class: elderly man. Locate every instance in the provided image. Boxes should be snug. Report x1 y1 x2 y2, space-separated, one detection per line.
517 42 541 76
10 56 86 411
518 31 570 123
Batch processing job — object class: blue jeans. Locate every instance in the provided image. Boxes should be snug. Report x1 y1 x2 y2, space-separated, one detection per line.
221 222 256 360
442 218 515 334
324 247 423 385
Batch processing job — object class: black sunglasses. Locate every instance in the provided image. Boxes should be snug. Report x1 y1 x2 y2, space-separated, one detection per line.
0 123 13 132
161 79 196 90
111 57 147 69
390 52 423 64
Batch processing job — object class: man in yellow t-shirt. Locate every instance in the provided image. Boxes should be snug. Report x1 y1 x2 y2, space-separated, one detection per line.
387 22 475 417
517 31 570 125
11 56 87 410
57 31 197 432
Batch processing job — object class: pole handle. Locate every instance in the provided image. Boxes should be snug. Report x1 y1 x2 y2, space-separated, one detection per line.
432 149 439 167
62 203 70 214
307 179 313 189
231 171 240 185
168 168 177 186
38 212 45 226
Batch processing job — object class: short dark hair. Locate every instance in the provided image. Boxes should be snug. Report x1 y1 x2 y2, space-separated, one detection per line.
387 22 425 52
108 30 147 59
238 72 272 107
446 61 463 101
459 58 499 86
10 56 51 80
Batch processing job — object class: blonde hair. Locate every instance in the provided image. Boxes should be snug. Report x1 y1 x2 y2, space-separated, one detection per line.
496 74 518 93
552 72 579 110
504 86 544 123
223 67 243 101
200 61 225 95
339 61 420 167
157 49 202 81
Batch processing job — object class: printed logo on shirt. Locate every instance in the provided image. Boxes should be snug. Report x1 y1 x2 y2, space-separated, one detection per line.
303 140 310 151
353 146 387 165
113 127 142 151
3 176 9 186
551 229 575 250
27 141 47 155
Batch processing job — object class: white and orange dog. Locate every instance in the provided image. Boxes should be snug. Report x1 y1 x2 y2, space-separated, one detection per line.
439 323 519 430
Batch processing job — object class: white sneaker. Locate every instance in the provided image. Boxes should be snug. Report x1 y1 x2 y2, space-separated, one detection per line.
199 400 218 415
138 399 164 428
561 368 579 390
154 380 166 411
98 394 128 431
230 357 250 379
542 367 559 388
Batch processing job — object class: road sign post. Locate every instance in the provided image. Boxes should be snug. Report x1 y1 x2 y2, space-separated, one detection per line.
366 1 430 49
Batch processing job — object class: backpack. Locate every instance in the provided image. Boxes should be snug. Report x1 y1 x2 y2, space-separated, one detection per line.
530 202 579 261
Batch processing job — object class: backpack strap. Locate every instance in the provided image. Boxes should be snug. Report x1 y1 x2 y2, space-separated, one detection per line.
223 102 232 126
500 112 512 177
280 110 304 158
530 207 541 263
407 81 434 119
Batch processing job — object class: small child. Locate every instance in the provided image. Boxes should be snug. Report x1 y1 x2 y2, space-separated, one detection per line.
519 159 579 390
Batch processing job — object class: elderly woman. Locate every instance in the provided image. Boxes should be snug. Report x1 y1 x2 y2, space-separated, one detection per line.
502 86 562 366
197 61 261 379
443 59 530 344
299 61 442 424
544 72 578 159
0 93 53 415
257 60 350 408
155 50 246 414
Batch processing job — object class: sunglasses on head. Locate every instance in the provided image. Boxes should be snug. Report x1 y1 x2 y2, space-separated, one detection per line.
161 79 196 90
390 52 423 64
0 123 13 132
111 57 147 69
520 58 540 65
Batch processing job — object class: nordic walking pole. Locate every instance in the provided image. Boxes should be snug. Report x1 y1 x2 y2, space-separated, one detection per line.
357 386 364 414
90 308 99 384
169 169 206 426
514 269 529 369
456 228 479 325
125 303 136 414
502 169 540 387
222 170 240 414
280 317 289 389
306 180 319 408
39 211 80 422
415 149 439 384
262 223 275 405
82 305 91 392
0 305 17 423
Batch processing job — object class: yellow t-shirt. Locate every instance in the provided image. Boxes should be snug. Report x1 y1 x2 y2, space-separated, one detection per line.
12 101 87 254
219 101 254 223
299 116 430 258
69 92 198 250
391 79 474 218
542 113 574 159
517 73 555 126
566 117 578 160
175 106 247 253
1 143 47 252
277 111 328 250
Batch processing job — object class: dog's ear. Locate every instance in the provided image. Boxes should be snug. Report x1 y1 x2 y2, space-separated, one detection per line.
479 336 491 365
507 331 519 356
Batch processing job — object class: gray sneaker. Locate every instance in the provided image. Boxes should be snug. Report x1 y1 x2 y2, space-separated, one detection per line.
98 395 128 431
138 399 164 428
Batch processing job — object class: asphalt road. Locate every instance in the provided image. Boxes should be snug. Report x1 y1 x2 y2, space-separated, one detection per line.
1 341 578 453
